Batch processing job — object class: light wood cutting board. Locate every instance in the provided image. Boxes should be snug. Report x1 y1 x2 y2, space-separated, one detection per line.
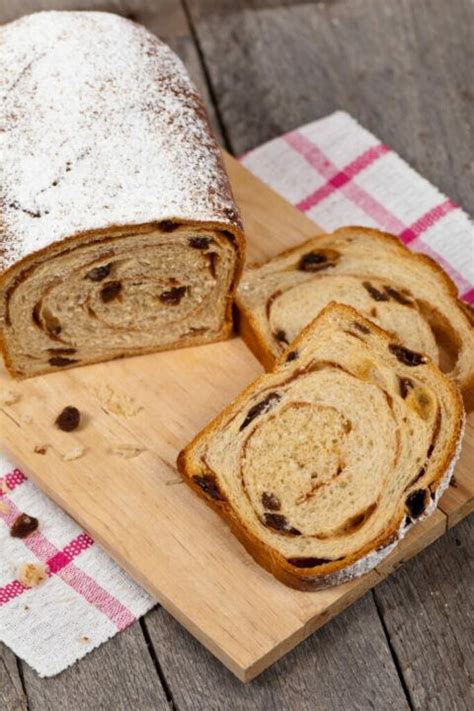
0 154 472 682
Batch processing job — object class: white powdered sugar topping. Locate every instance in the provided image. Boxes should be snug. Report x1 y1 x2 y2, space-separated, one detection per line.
0 11 240 271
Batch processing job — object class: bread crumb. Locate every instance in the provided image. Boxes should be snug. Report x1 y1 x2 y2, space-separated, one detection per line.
0 389 21 406
21 413 33 424
165 479 184 486
17 562 48 588
80 635 91 644
109 443 146 459
0 499 10 514
62 445 85 461
34 444 50 455
95 384 143 417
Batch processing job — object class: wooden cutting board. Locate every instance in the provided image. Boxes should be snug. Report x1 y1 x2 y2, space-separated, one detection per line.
0 154 472 682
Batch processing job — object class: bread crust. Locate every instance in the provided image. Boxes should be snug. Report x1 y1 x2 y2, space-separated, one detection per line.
236 226 474 393
178 303 465 590
0 12 246 378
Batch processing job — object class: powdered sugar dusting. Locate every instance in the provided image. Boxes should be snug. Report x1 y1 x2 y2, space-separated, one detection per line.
0 11 241 271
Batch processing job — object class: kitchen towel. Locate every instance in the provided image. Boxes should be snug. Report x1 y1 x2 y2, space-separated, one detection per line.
1 110 472 677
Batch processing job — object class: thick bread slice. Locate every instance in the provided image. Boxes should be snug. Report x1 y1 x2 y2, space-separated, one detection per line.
236 227 474 391
178 303 464 590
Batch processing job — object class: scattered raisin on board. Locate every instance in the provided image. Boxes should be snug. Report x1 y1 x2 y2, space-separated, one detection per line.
55 406 81 432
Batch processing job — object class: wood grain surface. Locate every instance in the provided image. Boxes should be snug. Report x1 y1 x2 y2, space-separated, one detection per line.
1 0 473 708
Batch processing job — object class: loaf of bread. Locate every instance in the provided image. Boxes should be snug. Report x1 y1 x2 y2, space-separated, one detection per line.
178 303 464 590
0 12 244 378
236 227 474 391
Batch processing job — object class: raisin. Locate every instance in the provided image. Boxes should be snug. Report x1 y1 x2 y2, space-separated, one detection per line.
239 392 281 431
389 344 427 366
263 513 301 535
274 329 289 344
47 347 77 355
399 377 414 399
49 356 79 367
86 263 112 281
10 513 39 539
287 557 333 568
262 492 281 511
100 281 122 303
55 406 81 432
298 252 331 272
159 220 178 232
160 286 187 305
189 236 212 249
404 516 412 527
405 489 428 518
352 321 370 334
363 281 389 301
286 350 298 362
384 286 413 305
193 474 224 501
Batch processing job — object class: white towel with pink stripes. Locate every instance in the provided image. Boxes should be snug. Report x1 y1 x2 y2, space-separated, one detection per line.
1 111 472 677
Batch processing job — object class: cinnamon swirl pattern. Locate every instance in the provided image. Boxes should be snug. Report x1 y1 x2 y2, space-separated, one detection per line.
236 227 474 391
178 304 464 590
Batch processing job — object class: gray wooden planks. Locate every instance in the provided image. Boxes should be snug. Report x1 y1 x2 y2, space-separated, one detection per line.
186 0 474 215
0 0 472 708
374 516 474 711
143 594 409 711
0 643 27 711
20 623 170 711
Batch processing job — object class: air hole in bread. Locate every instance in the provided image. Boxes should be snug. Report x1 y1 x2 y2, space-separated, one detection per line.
287 556 338 568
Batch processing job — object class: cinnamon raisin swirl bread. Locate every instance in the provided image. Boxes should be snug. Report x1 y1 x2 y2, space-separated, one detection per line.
237 227 474 391
0 12 244 378
178 303 464 590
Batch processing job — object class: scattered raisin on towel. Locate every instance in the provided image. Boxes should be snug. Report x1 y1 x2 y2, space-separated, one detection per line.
10 513 39 539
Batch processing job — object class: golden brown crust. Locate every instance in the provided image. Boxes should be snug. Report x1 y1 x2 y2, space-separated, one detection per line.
236 226 474 391
178 302 464 589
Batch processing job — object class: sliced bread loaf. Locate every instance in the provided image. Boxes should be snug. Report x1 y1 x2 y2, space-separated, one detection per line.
178 303 464 590
236 227 474 391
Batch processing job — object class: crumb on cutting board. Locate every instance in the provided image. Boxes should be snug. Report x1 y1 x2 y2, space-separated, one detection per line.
17 562 48 588
62 445 86 461
109 443 146 459
34 444 50 455
95 384 143 417
0 389 21 406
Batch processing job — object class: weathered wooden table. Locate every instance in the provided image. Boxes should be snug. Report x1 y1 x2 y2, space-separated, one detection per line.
1 1 472 709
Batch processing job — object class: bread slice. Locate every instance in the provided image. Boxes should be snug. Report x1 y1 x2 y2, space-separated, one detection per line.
236 227 474 392
178 303 464 590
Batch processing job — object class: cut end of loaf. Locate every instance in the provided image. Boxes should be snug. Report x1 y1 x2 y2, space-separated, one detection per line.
178 303 465 590
0 222 242 378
